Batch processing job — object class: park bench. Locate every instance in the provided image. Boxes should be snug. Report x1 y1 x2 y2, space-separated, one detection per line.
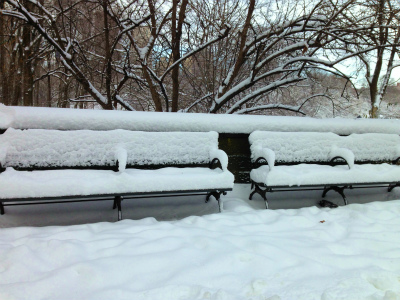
0 129 234 220
248 131 400 208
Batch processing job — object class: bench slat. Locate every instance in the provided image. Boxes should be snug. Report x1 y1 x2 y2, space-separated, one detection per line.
250 131 400 163
0 167 234 200
1 129 219 169
251 163 400 187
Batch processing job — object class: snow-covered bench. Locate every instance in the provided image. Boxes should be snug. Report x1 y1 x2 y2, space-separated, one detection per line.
249 131 400 208
0 129 234 220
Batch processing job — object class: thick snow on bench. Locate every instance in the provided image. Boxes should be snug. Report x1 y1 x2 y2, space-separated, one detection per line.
251 164 400 187
2 104 400 135
0 104 14 129
0 167 234 199
250 131 400 163
0 129 220 169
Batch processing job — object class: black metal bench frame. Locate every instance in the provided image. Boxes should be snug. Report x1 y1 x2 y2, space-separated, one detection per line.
0 156 231 221
249 157 400 208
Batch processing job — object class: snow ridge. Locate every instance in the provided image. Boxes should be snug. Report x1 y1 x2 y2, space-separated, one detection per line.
2 106 400 135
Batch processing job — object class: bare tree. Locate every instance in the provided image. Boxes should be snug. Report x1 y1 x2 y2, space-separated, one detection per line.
350 0 400 118
1 0 399 118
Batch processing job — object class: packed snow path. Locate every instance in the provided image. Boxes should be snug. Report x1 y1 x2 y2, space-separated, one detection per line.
1 186 400 300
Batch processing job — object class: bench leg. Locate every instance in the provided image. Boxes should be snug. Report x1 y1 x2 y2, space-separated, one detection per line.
0 202 4 215
249 183 269 209
113 196 123 221
322 186 347 205
206 191 226 213
388 183 400 192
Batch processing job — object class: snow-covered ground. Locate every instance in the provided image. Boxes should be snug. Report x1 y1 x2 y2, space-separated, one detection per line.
1 184 400 300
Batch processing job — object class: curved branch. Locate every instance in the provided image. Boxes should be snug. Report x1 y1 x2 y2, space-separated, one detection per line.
234 104 306 115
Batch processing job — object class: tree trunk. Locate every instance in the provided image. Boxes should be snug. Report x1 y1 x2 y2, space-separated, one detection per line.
0 0 9 105
170 0 188 112
22 1 34 106
142 66 163 111
103 0 113 110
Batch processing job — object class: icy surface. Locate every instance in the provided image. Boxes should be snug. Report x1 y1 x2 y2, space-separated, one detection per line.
250 131 400 163
0 167 234 199
0 129 220 168
1 194 400 300
2 106 400 134
251 163 400 186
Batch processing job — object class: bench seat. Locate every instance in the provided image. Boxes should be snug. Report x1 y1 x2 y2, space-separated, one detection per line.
251 163 400 187
0 167 233 199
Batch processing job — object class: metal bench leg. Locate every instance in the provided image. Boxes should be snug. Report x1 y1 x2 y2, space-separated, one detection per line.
322 186 347 205
206 191 226 213
114 196 123 221
0 202 4 215
249 183 269 209
388 183 400 192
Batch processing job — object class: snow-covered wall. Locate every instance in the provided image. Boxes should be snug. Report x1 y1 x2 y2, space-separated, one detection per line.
1 104 400 135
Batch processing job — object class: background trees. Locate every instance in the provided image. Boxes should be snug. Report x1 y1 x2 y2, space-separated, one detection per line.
0 0 399 117
350 0 400 118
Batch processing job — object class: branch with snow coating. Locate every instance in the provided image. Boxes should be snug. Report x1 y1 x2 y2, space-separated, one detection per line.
160 25 231 82
3 0 153 111
233 103 305 116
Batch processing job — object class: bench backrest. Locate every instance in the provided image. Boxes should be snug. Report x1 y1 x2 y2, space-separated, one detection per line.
0 129 219 170
249 131 400 164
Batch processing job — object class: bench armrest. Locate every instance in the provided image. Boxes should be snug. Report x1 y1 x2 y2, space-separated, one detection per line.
114 146 127 172
252 147 275 170
209 149 228 171
329 146 354 169
0 143 7 173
